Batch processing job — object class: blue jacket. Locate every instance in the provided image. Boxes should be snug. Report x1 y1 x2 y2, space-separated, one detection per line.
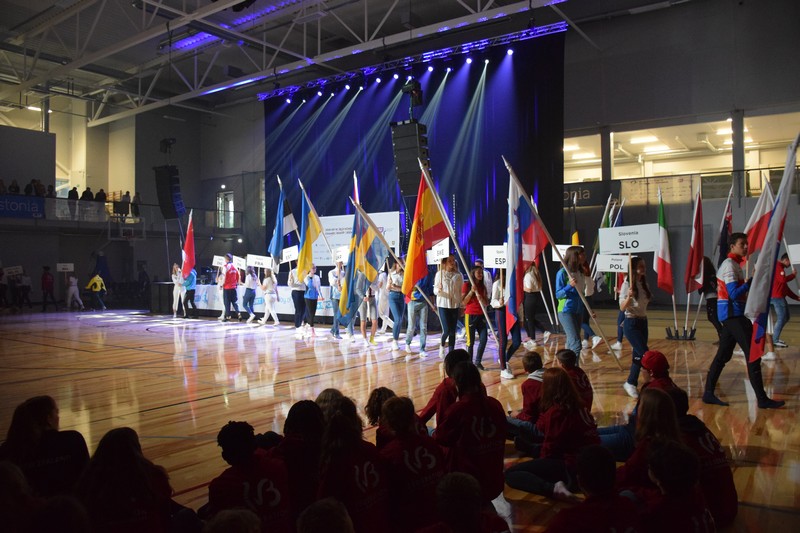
555 268 582 315
183 269 196 291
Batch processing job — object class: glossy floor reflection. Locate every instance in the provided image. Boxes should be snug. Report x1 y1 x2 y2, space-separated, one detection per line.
0 309 797 531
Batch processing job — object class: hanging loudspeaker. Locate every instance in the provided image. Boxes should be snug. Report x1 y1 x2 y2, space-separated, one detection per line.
153 165 186 220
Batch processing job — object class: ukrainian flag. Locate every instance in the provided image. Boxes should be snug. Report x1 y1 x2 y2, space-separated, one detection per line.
296 191 322 277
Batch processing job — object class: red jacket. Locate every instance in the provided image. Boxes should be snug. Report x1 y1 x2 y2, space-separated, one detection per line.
545 493 641 533
640 486 716 533
434 391 507 502
208 448 292 533
222 263 239 289
771 263 799 300
419 378 458 425
536 405 600 470
615 436 660 495
515 372 544 423
680 415 738 527
462 281 487 315
379 432 445 531
564 366 594 410
266 434 321 525
318 439 391 533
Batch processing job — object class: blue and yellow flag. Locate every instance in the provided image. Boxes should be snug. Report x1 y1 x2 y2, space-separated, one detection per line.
296 191 322 277
339 209 389 319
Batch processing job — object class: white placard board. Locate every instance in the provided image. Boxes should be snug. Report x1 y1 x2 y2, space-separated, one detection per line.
551 244 572 263
335 246 349 263
281 245 298 263
211 255 226 268
786 244 800 264
426 239 450 265
599 224 660 254
483 244 508 268
3 265 23 276
594 254 629 273
247 254 272 269
56 263 74 272
232 255 247 271
309 211 400 267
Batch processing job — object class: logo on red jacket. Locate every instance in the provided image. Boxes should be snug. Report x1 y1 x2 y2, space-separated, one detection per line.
402 446 438 474
354 461 381 492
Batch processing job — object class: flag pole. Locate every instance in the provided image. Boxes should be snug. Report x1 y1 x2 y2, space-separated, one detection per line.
298 179 335 263
589 194 614 272
276 175 301 242
683 188 702 337
349 197 442 324
713 185 733 265
503 156 621 367
418 160 500 347
539 242 560 331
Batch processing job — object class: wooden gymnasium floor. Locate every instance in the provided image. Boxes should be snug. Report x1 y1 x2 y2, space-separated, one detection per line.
0 307 797 532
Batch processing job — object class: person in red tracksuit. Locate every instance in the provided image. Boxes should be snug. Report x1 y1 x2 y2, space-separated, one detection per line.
418 349 472 430
668 387 738 528
769 253 799 350
434 361 507 504
504 367 600 501
417 472 511 533
318 396 391 533
545 445 641 533
378 396 445 532
556 349 593 409
206 421 292 533
506 352 545 453
640 439 716 533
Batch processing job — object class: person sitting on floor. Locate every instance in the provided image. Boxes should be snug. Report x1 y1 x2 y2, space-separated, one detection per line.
507 352 545 454
556 349 594 410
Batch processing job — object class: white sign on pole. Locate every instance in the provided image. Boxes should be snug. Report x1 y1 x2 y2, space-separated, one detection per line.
599 223 660 254
310 211 400 266
56 263 74 272
247 254 272 269
483 244 508 268
3 265 23 276
335 246 349 263
551 244 572 262
426 239 450 265
786 244 800 264
232 255 247 271
281 245 299 263
211 255 226 268
594 254 629 273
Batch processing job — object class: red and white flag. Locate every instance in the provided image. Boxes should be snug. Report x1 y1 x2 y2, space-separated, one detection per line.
655 188 674 294
745 133 800 362
684 190 704 293
181 210 195 278
744 182 774 257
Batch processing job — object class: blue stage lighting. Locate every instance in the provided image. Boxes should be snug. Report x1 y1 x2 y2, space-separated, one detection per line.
507 48 514 55
345 84 351 90
446 67 452 73
484 59 489 64
393 73 399 80
317 90 322 96
427 66 433 72
376 77 381 83
286 98 291 104
466 57 472 64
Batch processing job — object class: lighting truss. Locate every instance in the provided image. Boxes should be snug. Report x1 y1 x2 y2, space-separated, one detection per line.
256 21 568 101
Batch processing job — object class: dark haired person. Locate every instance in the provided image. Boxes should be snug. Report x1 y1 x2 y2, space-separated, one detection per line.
220 253 241 322
556 349 593 410
768 252 798 356
619 256 652 398
555 246 588 358
703 232 784 409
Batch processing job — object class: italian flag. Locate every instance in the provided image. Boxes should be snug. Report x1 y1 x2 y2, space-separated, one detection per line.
655 189 674 294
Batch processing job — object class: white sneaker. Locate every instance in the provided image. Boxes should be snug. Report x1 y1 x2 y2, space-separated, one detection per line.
733 347 744 355
457 329 466 339
500 368 514 380
610 341 623 350
173 313 177 319
217 315 225 321
419 348 428 359
295 327 304 337
523 340 537 351
773 340 788 348
623 382 639 399
542 331 551 344
591 335 602 349
581 339 589 349
552 481 580 502
405 344 413 354
392 340 400 351
246 314 255 324
258 318 267 325
762 351 777 361
346 332 354 342
439 345 445 359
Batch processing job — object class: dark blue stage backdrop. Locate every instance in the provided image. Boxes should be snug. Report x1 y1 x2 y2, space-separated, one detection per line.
264 33 564 262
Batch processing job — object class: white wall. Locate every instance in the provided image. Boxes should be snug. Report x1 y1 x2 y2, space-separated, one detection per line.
108 117 136 196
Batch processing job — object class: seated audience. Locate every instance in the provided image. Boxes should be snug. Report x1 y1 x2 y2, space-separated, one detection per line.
203 509 261 533
365 387 398 449
296 498 355 533
0 395 89 497
315 388 345 424
417 472 511 533
506 352 545 450
434 361 507 504
418 349 473 430
0 460 39 533
504 367 600 501
556 349 593 409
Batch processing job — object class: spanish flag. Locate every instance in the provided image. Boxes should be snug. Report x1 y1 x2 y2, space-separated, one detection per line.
297 190 322 277
402 174 448 296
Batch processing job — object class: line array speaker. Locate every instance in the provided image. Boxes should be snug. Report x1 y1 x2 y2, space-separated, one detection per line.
391 120 430 195
153 165 186 220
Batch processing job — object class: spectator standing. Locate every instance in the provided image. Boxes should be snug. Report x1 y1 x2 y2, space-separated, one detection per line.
80 187 93 201
131 191 141 217
18 270 32 308
67 186 79 219
769 252 798 350
41 266 57 311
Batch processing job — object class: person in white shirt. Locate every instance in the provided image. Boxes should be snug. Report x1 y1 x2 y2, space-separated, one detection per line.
376 266 394 334
434 255 462 358
387 261 406 350
171 264 184 318
242 266 260 323
523 264 550 347
287 267 307 333
259 268 280 326
328 261 344 338
66 274 84 311
618 256 652 398
359 276 380 345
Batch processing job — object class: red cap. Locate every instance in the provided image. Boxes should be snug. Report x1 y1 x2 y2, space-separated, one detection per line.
641 350 669 376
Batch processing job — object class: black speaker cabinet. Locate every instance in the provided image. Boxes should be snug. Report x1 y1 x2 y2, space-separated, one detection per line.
153 165 186 219
391 120 430 195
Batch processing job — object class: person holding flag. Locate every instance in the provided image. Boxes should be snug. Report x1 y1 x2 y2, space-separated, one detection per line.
702 233 784 409
181 210 197 319
619 257 652 399
555 246 589 358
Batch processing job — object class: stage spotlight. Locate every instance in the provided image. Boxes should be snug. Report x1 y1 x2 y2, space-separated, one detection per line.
507 49 514 56
286 98 291 104
237 238 243 243
393 73 399 80
407 75 412 81
302 99 306 103
317 90 323 96
484 59 489 64
330 92 334 97
345 84 351 90
220 184 226 189
427 66 433 72
446 67 452 73
466 57 472 64
359 86 364 91
376 77 381 83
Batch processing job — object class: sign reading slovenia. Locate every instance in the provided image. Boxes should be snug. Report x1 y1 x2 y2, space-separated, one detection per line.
599 224 659 254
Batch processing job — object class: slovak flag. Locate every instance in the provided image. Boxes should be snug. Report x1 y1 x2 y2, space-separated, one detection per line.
181 210 195 278
744 183 774 258
745 133 800 362
504 161 548 334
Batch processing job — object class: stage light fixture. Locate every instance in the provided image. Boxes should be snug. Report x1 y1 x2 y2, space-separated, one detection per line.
484 59 489 64
302 99 307 103
376 77 381 83
286 98 291 104
427 66 433 72
507 49 514 55
330 92 334 97
407 75 413 81
466 57 472 64
237 238 243 243
446 67 452 73
317 90 323 96
393 73 399 80
220 184 226 189
345 84 351 90
359 86 364 91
